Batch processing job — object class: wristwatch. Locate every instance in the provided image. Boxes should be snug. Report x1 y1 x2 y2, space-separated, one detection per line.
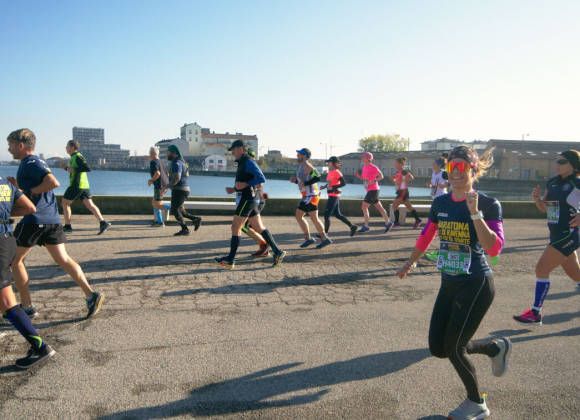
470 211 484 220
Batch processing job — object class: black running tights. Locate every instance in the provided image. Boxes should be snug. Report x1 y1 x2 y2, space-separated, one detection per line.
324 196 352 232
428 275 498 403
170 190 198 228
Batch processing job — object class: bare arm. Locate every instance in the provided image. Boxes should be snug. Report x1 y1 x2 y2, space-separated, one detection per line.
533 185 547 213
11 194 36 217
30 173 59 195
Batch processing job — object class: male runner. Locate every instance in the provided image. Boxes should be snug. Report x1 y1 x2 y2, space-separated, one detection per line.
215 140 286 269
7 129 104 319
61 140 111 234
160 144 201 236
290 148 331 249
148 146 168 227
0 173 56 369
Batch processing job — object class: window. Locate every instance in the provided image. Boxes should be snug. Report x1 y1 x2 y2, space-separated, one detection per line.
209 159 214 163
417 168 423 176
189 130 192 134
522 169 531 179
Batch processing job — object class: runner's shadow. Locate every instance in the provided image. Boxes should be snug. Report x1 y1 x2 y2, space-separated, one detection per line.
97 348 430 419
416 416 447 420
0 364 21 374
0 316 85 332
542 310 580 325
488 326 580 344
546 290 579 301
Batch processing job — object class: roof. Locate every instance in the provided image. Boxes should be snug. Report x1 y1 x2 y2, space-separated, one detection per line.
339 150 443 159
202 133 258 140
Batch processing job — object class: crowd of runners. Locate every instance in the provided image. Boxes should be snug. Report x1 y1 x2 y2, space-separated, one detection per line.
2 128 580 419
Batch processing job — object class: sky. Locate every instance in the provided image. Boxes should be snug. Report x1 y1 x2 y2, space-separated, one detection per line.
1 0 579 160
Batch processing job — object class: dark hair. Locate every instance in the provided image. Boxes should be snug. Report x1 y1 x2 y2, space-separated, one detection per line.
67 140 80 150
448 146 494 181
560 150 580 174
395 156 407 165
7 128 36 151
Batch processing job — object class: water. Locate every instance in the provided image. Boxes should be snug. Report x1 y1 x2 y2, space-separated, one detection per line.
0 165 434 198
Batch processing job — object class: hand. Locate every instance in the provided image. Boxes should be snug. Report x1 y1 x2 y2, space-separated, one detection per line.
466 191 479 214
290 176 297 183
298 182 305 189
532 184 541 201
6 177 17 187
570 211 580 227
234 181 247 190
396 263 412 279
225 187 236 194
147 180 153 186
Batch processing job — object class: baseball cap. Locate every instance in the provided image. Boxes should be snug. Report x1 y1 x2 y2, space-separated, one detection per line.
361 152 373 160
228 139 246 151
296 148 311 159
325 156 341 163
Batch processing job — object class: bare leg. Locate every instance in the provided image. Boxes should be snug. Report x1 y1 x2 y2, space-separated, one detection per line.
560 250 580 283
62 198 73 225
373 202 390 223
535 245 567 278
45 244 93 298
82 198 105 223
362 201 371 226
296 209 310 239
308 211 327 240
11 246 34 307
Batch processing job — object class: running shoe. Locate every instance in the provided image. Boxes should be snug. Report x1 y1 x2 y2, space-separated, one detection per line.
251 243 269 257
98 221 112 235
192 217 202 231
300 238 316 248
513 309 542 325
86 292 104 319
272 250 287 267
215 256 235 269
490 337 512 377
448 397 490 420
424 251 439 262
174 228 190 236
359 225 370 233
23 305 38 319
413 219 424 229
15 344 56 370
384 221 393 233
150 222 165 228
62 224 73 233
392 223 401 229
315 238 332 249
350 225 358 237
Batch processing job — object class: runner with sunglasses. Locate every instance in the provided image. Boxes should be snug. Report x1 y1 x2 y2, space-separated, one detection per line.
397 146 511 420
390 156 423 229
514 150 580 325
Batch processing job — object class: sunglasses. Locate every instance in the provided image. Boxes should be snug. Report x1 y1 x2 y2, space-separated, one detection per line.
446 161 474 173
556 158 569 165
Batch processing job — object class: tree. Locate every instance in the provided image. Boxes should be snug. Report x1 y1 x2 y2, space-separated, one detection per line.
358 134 409 153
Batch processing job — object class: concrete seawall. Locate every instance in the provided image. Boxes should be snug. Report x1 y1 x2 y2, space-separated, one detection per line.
56 195 544 219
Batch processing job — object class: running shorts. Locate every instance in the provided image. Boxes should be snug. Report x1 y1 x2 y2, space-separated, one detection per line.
396 189 410 201
0 234 16 290
298 196 320 213
363 190 380 204
549 228 580 256
64 187 92 201
236 199 260 218
153 187 163 201
14 223 67 248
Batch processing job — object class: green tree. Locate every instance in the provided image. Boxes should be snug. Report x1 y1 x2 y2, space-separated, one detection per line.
358 134 409 153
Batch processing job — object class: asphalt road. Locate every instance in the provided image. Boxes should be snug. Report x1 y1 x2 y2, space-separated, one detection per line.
0 215 578 419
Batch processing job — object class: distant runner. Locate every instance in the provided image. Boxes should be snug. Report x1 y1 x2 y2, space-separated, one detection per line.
148 146 168 227
354 152 392 233
321 156 357 236
390 156 423 229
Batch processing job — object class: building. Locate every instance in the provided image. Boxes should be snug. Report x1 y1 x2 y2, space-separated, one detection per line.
421 138 488 152
72 127 130 169
155 137 189 158
126 155 150 171
202 154 227 171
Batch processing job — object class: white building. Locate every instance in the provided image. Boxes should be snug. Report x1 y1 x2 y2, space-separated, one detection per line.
202 154 227 171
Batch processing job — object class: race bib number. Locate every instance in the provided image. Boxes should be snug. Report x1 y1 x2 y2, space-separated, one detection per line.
545 201 559 224
437 241 472 275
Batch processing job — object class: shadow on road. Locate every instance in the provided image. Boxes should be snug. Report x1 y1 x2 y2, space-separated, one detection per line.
97 348 430 419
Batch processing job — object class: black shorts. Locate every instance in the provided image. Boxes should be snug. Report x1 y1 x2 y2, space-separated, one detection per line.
153 187 162 201
363 190 380 204
236 199 260 218
64 186 92 201
396 189 410 201
14 223 67 248
550 229 580 256
298 200 318 213
0 234 16 290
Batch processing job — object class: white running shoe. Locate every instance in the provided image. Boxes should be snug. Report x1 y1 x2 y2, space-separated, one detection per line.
490 337 512 377
448 397 490 419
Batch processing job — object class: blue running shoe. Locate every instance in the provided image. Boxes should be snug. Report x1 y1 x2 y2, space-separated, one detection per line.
300 238 316 248
359 225 370 233
215 256 235 269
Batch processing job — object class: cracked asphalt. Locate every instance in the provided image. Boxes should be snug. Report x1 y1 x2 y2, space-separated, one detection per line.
0 215 578 419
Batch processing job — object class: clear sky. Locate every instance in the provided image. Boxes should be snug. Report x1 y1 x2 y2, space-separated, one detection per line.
1 0 579 160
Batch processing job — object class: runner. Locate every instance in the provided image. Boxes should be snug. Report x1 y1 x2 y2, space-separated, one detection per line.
354 152 392 233
397 145 511 420
290 148 331 249
390 156 423 229
241 150 269 257
215 140 286 269
160 144 201 236
148 146 168 227
7 129 104 319
0 174 56 369
61 140 111 235
513 150 580 325
424 156 449 261
321 156 357 236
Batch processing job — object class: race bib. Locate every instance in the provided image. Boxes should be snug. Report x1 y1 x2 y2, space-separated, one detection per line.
437 241 472 275
545 201 559 224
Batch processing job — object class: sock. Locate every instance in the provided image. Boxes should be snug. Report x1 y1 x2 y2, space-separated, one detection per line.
410 209 420 221
3 305 45 352
155 208 163 223
261 229 281 254
324 218 330 233
532 278 550 313
227 236 240 261
394 210 400 224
